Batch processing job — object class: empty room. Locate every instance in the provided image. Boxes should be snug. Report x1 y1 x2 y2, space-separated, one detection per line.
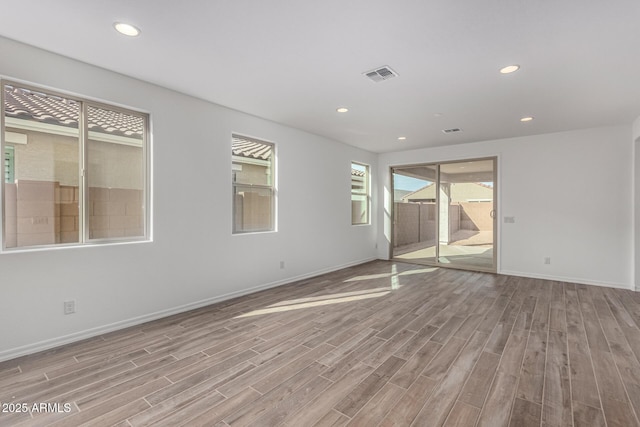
1 1 640 426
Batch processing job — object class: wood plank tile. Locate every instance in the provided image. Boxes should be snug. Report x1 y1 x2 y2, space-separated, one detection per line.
284 362 374 427
485 322 514 355
360 329 415 367
376 312 419 340
517 330 547 404
572 401 606 427
565 286 602 409
346 382 404 426
250 375 332 426
180 387 262 427
443 401 480 427
321 335 386 382
379 375 437 426
459 351 500 408
550 308 567 333
422 337 466 381
498 333 527 377
223 361 326 425
509 397 542 427
389 341 442 389
47 378 168 427
601 397 639 427
542 330 572 427
216 345 309 398
134 392 226 427
476 372 519 427
430 315 468 344
334 356 406 418
3 261 640 427
393 325 438 360
313 409 350 427
412 331 489 427
252 343 334 393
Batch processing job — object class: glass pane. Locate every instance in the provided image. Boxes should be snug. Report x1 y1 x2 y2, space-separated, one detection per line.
232 136 273 186
232 135 275 233
87 105 145 240
234 185 273 232
351 163 368 225
438 159 494 270
392 165 437 263
3 84 80 248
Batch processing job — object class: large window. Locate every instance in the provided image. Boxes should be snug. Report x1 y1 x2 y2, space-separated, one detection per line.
351 162 370 225
232 134 275 233
1 81 149 250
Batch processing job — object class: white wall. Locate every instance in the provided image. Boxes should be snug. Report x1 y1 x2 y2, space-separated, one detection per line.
0 37 378 361
378 126 634 289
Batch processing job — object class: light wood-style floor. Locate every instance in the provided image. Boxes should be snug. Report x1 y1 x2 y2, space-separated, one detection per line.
2 260 640 427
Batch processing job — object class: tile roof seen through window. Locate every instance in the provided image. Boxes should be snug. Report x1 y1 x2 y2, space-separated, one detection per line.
4 85 144 139
232 136 272 160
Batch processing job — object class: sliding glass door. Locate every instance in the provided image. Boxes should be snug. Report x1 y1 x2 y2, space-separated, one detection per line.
392 157 496 272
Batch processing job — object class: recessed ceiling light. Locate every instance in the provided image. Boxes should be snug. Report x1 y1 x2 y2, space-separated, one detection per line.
114 22 140 37
500 64 520 74
520 116 534 122
336 107 349 113
397 136 407 141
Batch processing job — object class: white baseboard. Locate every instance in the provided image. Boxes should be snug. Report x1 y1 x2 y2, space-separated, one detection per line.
0 257 376 363
500 269 632 290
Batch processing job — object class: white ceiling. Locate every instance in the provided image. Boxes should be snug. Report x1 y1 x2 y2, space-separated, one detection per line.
1 0 639 153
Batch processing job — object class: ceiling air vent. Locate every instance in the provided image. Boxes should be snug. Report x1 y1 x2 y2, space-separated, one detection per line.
442 128 462 134
363 66 398 83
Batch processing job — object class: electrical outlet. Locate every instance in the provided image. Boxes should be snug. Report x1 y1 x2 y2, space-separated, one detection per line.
64 300 75 315
544 257 551 265
279 261 285 269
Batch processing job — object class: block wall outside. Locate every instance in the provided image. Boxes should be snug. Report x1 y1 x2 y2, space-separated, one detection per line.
351 200 367 224
394 201 491 247
235 191 272 232
394 202 420 247
419 204 436 242
459 202 493 231
89 186 143 239
15 180 60 247
4 183 17 247
3 180 142 248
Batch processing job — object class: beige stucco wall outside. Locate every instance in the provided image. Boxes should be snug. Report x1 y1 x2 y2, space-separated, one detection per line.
7 128 143 189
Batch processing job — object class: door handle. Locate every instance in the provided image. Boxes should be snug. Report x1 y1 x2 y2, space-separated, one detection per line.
490 210 496 218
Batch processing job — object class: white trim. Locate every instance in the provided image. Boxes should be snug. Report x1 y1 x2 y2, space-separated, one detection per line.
0 257 376 362
232 155 270 168
5 117 142 147
5 131 27 144
6 116 78 137
500 269 631 290
88 131 142 147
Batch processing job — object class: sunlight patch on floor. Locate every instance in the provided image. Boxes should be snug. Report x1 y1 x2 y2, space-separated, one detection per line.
234 290 390 318
344 267 438 283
